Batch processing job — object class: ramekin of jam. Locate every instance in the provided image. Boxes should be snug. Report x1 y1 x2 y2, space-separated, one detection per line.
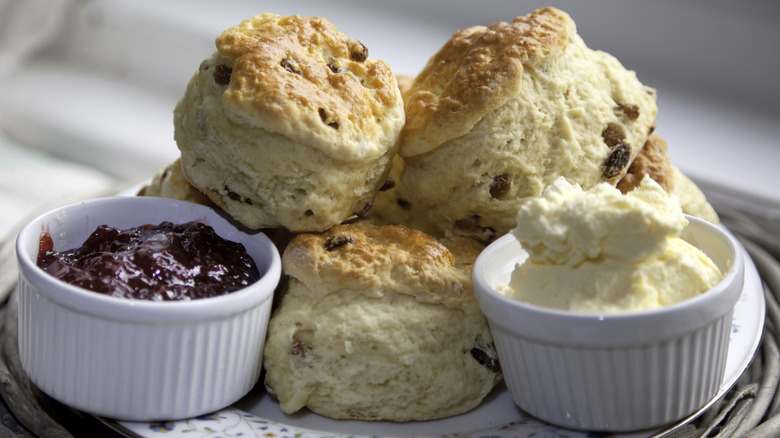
36 221 261 302
15 197 281 421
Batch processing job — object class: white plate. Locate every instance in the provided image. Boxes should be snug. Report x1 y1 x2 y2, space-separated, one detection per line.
108 238 765 438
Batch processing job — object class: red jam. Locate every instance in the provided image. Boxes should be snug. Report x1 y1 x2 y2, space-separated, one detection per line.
36 221 260 301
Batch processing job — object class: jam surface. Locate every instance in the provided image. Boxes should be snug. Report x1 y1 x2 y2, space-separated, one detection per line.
37 221 260 301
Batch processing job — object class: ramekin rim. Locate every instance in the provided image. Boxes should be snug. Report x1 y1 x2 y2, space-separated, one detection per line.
15 196 282 321
473 215 744 343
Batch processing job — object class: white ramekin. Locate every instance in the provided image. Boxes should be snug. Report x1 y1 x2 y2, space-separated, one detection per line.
15 196 281 421
473 215 745 432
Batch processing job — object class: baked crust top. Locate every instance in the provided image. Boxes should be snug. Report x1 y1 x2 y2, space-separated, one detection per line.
398 7 573 157
282 220 483 308
215 13 404 161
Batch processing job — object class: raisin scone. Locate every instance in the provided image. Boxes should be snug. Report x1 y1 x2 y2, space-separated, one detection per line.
137 158 213 206
368 73 440 236
618 131 719 224
139 158 297 256
367 152 441 237
616 130 672 193
263 220 501 421
174 13 404 232
394 72 415 96
398 7 657 241
668 166 719 224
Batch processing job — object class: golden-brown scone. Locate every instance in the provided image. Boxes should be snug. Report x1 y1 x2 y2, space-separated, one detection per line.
137 158 213 206
398 7 657 241
263 220 501 421
174 13 404 233
617 132 719 224
367 154 441 236
668 166 719 224
617 131 672 193
395 72 414 96
139 158 298 255
368 72 440 235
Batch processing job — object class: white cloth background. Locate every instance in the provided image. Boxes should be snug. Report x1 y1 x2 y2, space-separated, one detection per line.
0 0 116 242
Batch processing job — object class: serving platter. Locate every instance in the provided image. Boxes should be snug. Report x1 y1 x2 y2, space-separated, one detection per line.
106 226 766 438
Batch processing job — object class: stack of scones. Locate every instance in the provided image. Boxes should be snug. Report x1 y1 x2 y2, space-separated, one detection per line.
140 7 718 421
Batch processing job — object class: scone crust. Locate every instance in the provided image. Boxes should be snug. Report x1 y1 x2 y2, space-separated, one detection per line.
216 13 403 161
399 7 572 157
282 220 480 308
617 131 672 193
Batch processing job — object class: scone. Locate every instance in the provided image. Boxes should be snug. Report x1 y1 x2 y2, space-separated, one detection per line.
616 130 671 193
368 73 440 235
618 132 719 223
263 220 501 421
367 153 441 237
139 158 297 256
399 7 657 241
668 166 719 224
394 72 415 95
137 158 213 206
174 13 404 232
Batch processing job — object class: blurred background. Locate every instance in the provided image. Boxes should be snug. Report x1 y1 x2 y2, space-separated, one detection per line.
1 0 779 239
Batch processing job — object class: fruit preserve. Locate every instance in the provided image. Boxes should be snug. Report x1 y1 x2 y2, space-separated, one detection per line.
37 221 260 301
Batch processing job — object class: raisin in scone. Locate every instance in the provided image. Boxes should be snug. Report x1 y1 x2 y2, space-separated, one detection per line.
263 220 501 421
398 7 657 241
618 131 719 223
174 13 404 232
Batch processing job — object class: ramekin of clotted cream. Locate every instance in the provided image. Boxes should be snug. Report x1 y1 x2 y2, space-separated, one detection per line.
473 175 744 432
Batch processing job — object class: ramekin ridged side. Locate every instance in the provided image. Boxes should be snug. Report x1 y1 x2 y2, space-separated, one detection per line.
15 197 281 421
488 307 733 431
16 279 272 421
473 216 745 432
